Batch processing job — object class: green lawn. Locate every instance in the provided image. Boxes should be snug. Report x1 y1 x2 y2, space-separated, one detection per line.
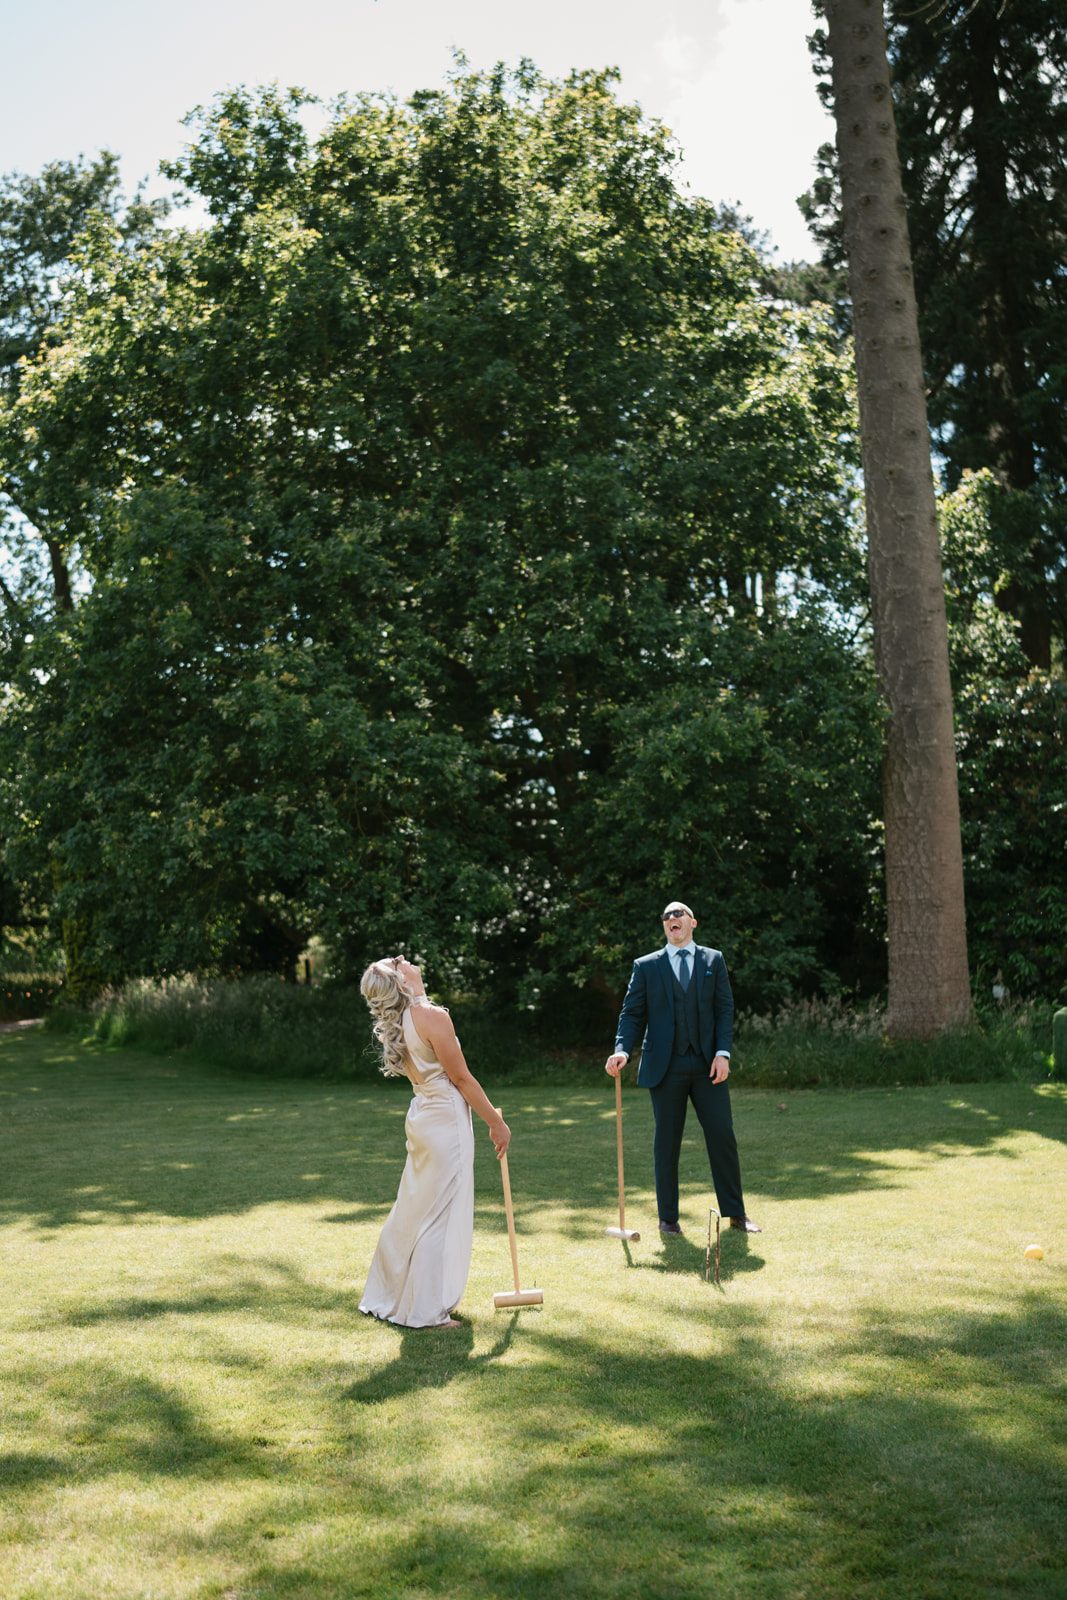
1 1028 1065 1599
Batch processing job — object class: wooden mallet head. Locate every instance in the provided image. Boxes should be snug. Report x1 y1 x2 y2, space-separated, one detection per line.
493 1153 543 1309
492 1288 544 1307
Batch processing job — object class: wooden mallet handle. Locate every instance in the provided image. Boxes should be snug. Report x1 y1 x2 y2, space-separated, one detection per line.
493 1152 544 1307
500 1151 521 1293
606 1071 640 1241
615 1073 626 1231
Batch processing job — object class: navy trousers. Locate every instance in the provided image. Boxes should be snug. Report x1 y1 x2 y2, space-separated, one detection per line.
649 1052 745 1224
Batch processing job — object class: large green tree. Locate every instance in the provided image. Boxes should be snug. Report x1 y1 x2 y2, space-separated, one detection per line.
0 156 166 970
1 67 866 1010
0 152 166 613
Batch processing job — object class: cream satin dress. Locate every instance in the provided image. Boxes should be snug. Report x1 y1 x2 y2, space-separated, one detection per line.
359 1006 475 1327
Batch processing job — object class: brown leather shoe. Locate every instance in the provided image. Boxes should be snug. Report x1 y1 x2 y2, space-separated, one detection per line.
658 1219 683 1235
728 1215 762 1233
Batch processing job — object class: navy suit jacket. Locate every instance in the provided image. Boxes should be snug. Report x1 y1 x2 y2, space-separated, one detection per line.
614 945 734 1088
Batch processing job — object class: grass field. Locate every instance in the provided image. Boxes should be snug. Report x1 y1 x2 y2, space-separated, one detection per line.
1 1027 1065 1599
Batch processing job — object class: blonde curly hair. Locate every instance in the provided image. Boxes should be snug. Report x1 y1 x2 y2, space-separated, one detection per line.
359 958 416 1078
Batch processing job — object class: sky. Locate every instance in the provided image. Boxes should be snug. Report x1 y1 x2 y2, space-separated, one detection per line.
0 0 831 261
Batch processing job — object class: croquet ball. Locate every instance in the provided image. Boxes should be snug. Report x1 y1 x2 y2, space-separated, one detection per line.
1024 1244 1044 1260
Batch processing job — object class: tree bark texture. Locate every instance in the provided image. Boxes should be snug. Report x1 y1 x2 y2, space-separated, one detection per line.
823 0 971 1036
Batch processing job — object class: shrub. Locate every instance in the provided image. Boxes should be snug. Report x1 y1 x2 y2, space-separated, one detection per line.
50 975 378 1080
732 993 1055 1088
46 977 1057 1089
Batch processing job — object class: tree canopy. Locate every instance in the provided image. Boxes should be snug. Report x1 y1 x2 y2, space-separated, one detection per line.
2 57 1063 1017
803 0 1067 670
0 65 874 1013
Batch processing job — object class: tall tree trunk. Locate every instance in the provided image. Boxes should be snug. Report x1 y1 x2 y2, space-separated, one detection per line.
823 0 971 1036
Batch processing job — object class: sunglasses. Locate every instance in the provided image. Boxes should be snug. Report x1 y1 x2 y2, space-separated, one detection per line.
662 909 689 921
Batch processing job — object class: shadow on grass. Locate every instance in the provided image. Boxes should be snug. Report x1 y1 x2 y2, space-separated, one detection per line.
1 1031 1064 1233
341 1314 520 1405
0 1451 68 1488
617 1230 765 1286
40 1253 365 1332
236 1298 1067 1598
0 1361 266 1487
4 1034 1063 1594
5 1289 1063 1598
539 1078 1067 1235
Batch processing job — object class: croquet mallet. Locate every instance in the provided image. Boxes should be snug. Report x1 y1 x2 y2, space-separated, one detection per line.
604 1072 640 1242
493 1151 543 1308
706 1206 721 1285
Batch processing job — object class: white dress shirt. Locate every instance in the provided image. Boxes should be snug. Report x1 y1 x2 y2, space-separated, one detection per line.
666 939 697 982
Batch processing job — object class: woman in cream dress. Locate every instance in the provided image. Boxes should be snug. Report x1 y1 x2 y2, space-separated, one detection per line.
358 955 510 1329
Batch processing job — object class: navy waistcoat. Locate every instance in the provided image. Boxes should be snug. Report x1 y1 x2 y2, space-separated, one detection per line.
670 966 703 1059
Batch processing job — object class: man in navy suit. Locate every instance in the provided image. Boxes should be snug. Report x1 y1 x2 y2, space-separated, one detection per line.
605 901 761 1236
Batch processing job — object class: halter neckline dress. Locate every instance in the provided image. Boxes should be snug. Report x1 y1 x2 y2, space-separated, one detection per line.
359 1006 475 1327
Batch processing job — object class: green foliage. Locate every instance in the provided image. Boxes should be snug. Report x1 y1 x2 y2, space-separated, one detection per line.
939 474 1067 1002
939 469 1031 684
562 608 885 1008
0 154 171 960
733 992 1055 1088
804 1 1067 667
891 0 1067 667
0 151 167 400
933 473 1067 1005
4 60 1061 1019
956 674 1067 1001
888 2 1067 468
0 150 169 619
0 64 864 1009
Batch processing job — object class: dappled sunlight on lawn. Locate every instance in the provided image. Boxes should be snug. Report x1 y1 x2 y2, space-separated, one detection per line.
1 1031 1065 1597
5 1291 1063 1597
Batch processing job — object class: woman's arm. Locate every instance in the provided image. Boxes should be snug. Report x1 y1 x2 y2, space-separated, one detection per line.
413 1006 511 1158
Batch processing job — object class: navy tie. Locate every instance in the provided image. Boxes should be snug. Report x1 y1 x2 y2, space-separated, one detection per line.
678 950 690 991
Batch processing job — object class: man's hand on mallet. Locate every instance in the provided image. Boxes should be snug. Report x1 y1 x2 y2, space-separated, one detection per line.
710 1054 730 1084
605 1052 628 1077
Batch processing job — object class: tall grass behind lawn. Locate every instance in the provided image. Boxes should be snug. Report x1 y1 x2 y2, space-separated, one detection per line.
49 977 1059 1088
50 979 589 1084
55 975 378 1079
733 993 1056 1088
